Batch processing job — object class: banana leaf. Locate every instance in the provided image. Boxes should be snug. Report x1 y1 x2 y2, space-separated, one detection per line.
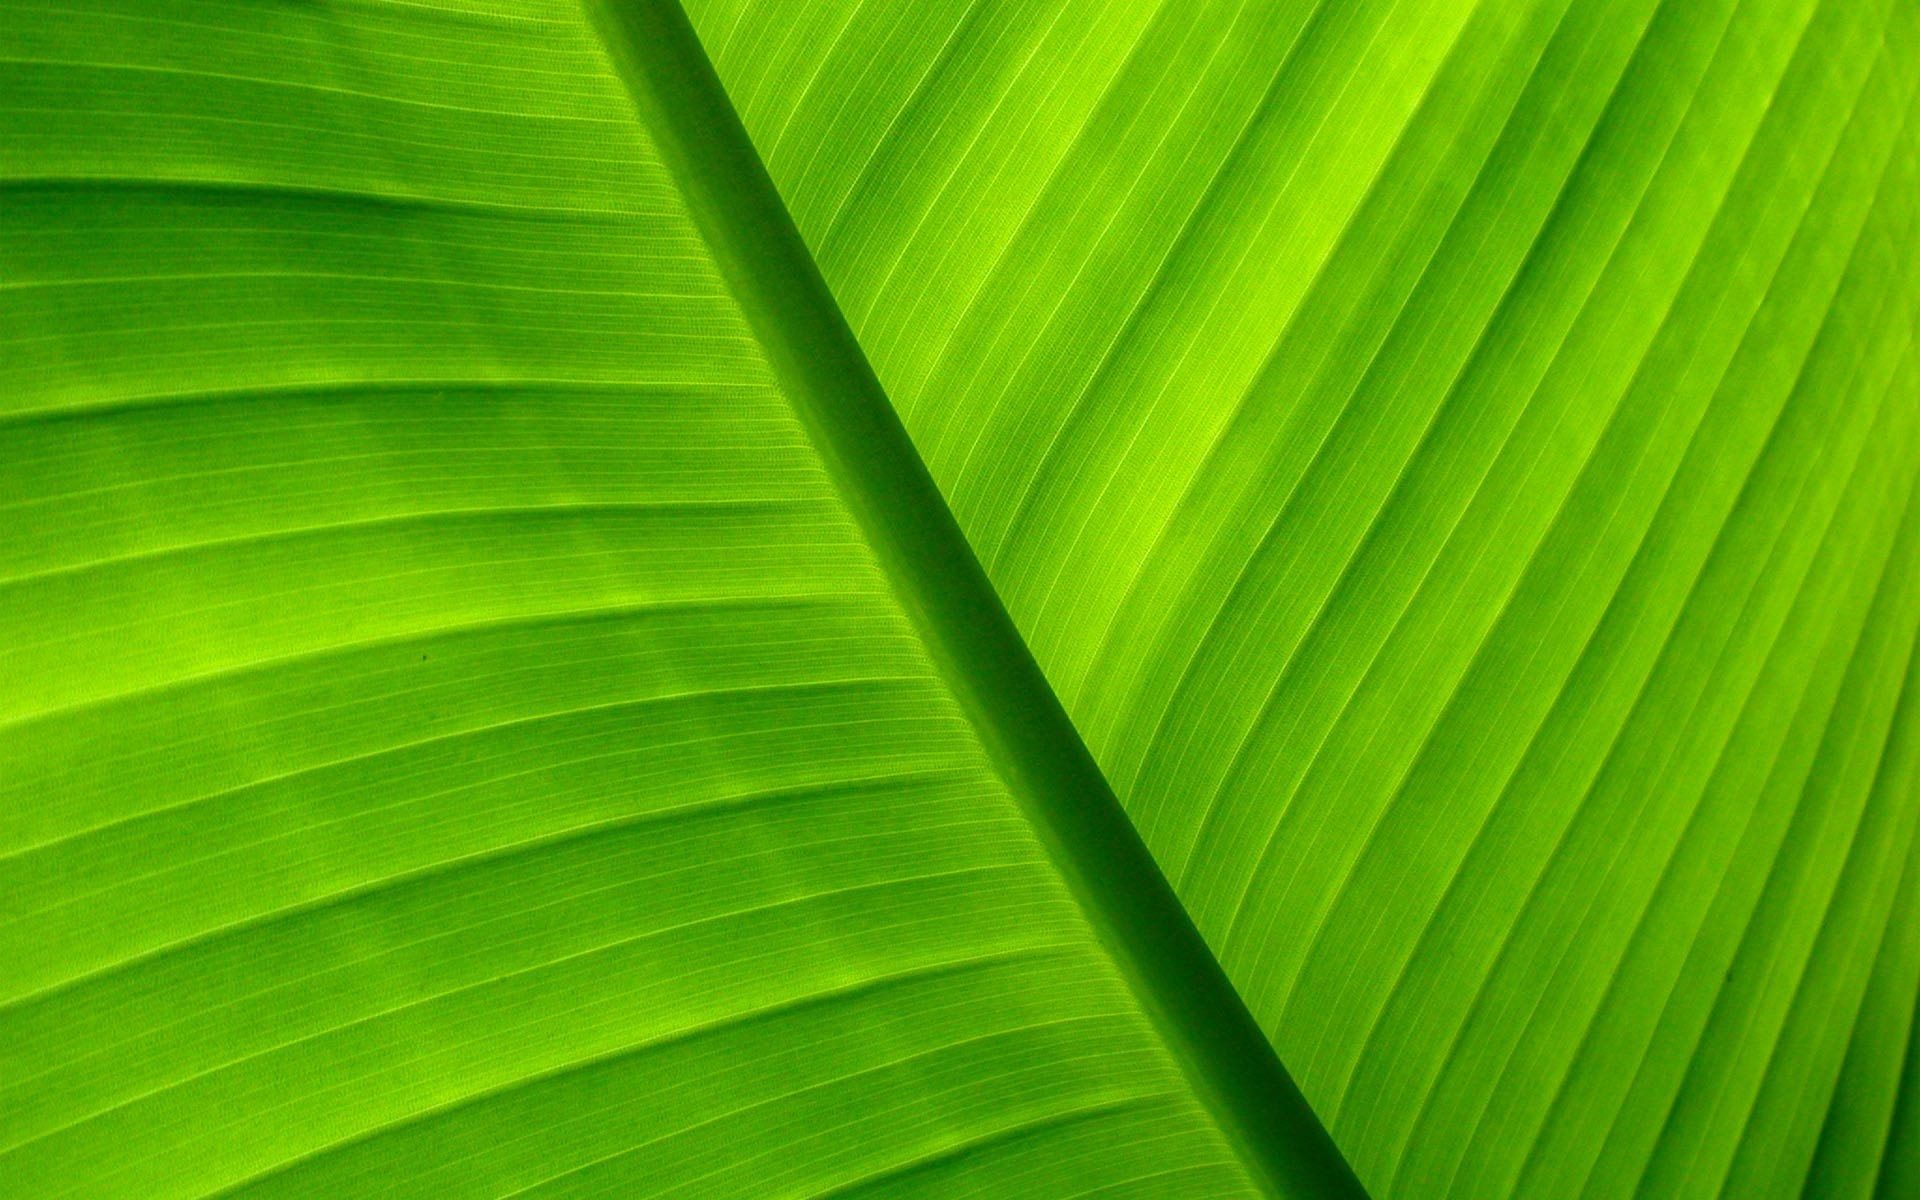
686 0 1920 1195
3 0 1916 1197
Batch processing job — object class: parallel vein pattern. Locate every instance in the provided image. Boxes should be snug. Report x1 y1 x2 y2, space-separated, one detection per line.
0 1 1274 1196
683 0 1920 1194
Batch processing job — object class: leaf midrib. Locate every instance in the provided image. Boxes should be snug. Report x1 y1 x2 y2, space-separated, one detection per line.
574 0 1370 1196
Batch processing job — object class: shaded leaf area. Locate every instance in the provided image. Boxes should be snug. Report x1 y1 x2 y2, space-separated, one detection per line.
0 2 1273 1196
684 0 1920 1194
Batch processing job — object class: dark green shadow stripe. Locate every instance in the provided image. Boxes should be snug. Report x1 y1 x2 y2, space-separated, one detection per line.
577 1 1372 1196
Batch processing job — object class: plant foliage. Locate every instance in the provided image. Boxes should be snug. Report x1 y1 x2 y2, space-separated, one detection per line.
1 0 1915 1198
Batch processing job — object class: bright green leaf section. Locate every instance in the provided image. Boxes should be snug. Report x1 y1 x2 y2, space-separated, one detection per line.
682 0 1920 1195
0 2 1351 1196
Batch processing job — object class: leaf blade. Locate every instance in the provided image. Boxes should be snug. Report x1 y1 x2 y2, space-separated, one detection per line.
0 1 1348 1195
680 0 1920 1193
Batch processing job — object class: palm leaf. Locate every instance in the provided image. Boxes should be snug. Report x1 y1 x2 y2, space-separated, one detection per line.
0 1 1357 1196
683 0 1920 1196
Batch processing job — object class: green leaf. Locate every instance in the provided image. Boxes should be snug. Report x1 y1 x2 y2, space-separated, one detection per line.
8 0 1917 1196
0 2 1359 1197
681 0 1920 1196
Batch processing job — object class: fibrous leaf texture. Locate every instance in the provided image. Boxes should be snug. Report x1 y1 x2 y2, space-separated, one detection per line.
1 0 1915 1198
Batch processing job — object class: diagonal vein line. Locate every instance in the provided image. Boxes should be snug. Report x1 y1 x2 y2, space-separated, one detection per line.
577 1 1370 1194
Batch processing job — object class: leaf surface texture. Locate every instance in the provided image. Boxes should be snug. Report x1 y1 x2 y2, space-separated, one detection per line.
681 0 1920 1195
0 2 1354 1197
